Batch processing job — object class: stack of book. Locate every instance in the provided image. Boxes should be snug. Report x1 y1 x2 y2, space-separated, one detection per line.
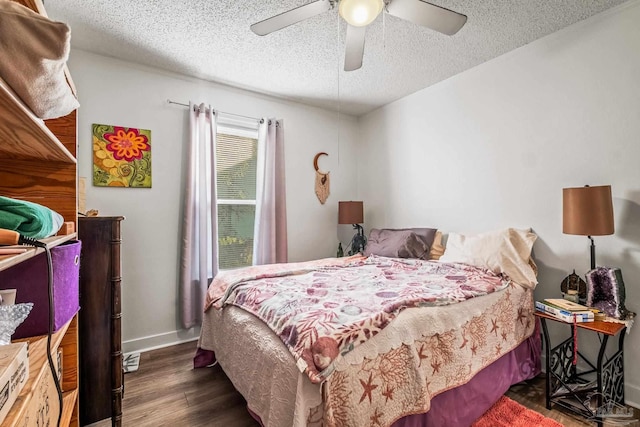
535 299 595 323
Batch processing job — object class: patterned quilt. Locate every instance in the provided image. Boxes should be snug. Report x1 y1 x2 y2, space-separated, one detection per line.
206 255 509 384
316 284 535 427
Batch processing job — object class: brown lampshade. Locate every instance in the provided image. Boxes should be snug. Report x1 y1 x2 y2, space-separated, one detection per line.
338 201 364 224
563 185 614 236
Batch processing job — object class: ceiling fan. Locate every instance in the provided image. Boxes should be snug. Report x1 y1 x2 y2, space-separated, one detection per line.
250 0 467 71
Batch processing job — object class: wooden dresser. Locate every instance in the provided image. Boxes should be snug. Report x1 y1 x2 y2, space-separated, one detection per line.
78 216 124 426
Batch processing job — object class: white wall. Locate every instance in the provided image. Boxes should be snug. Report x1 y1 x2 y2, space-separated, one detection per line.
68 50 359 353
358 1 640 407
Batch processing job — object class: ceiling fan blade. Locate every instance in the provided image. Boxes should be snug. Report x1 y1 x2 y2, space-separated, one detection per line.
344 24 366 71
386 0 467 35
250 0 332 36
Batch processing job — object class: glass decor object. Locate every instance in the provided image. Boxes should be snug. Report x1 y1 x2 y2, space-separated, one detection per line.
0 303 33 345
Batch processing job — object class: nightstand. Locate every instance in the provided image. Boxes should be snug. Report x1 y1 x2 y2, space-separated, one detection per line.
535 311 626 427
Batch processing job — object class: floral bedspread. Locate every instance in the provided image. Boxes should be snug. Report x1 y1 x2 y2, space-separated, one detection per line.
206 255 509 384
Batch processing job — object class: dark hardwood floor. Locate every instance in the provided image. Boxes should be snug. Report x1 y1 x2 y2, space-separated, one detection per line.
92 341 639 426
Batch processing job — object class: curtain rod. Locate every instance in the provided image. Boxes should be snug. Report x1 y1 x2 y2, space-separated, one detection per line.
167 99 262 123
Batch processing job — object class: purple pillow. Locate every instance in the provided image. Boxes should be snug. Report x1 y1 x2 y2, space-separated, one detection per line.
364 228 437 260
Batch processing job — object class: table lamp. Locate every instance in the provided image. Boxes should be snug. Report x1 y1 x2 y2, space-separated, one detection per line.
562 185 614 270
338 201 366 254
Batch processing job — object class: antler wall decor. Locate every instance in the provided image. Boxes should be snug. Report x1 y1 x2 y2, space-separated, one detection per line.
314 152 330 204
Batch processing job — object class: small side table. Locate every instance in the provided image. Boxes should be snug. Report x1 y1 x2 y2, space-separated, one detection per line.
535 311 626 427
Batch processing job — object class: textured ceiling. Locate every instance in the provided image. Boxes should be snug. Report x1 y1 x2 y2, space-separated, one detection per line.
46 0 628 116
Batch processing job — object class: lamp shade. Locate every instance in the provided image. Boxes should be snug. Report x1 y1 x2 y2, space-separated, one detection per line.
338 201 364 224
563 185 614 236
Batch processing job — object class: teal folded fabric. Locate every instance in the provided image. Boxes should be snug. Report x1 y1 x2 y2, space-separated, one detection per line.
0 196 64 239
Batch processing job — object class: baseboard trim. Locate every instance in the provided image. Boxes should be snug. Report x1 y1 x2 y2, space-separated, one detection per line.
123 327 201 354
626 382 640 409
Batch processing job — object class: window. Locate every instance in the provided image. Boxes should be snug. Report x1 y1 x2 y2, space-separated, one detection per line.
216 125 258 270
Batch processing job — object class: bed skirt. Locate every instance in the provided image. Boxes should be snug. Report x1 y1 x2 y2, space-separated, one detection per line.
392 319 541 426
195 320 540 427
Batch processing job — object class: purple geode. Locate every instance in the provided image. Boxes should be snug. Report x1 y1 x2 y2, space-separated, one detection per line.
586 267 627 319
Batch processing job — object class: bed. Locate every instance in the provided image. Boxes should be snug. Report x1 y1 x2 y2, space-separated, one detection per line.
195 227 541 426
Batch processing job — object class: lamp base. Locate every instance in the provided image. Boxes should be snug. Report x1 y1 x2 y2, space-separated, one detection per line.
589 235 596 270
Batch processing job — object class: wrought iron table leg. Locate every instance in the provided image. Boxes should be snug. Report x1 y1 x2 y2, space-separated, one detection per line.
595 335 609 427
618 331 626 404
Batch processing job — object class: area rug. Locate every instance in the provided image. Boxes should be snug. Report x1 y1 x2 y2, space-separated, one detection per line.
472 396 563 427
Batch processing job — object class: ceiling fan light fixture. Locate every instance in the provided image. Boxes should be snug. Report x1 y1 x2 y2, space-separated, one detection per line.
339 0 383 27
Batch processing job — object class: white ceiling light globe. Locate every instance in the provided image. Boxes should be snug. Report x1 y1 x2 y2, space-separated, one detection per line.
339 0 384 27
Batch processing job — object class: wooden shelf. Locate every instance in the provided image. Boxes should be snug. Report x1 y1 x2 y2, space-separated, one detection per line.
0 233 77 273
4 316 77 427
0 77 75 163
0 2 80 425
61 389 79 426
0 0 79 229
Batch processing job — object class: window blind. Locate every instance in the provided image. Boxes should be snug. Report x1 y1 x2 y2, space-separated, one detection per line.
216 132 258 269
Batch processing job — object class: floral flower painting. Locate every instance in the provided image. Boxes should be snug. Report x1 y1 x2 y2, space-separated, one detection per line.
92 124 152 188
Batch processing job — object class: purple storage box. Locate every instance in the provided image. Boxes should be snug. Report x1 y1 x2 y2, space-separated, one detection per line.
0 240 81 339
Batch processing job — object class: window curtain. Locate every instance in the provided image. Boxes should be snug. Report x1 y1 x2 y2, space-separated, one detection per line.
179 102 218 329
253 118 287 265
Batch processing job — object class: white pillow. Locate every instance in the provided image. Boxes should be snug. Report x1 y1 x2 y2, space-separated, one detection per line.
439 228 538 288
